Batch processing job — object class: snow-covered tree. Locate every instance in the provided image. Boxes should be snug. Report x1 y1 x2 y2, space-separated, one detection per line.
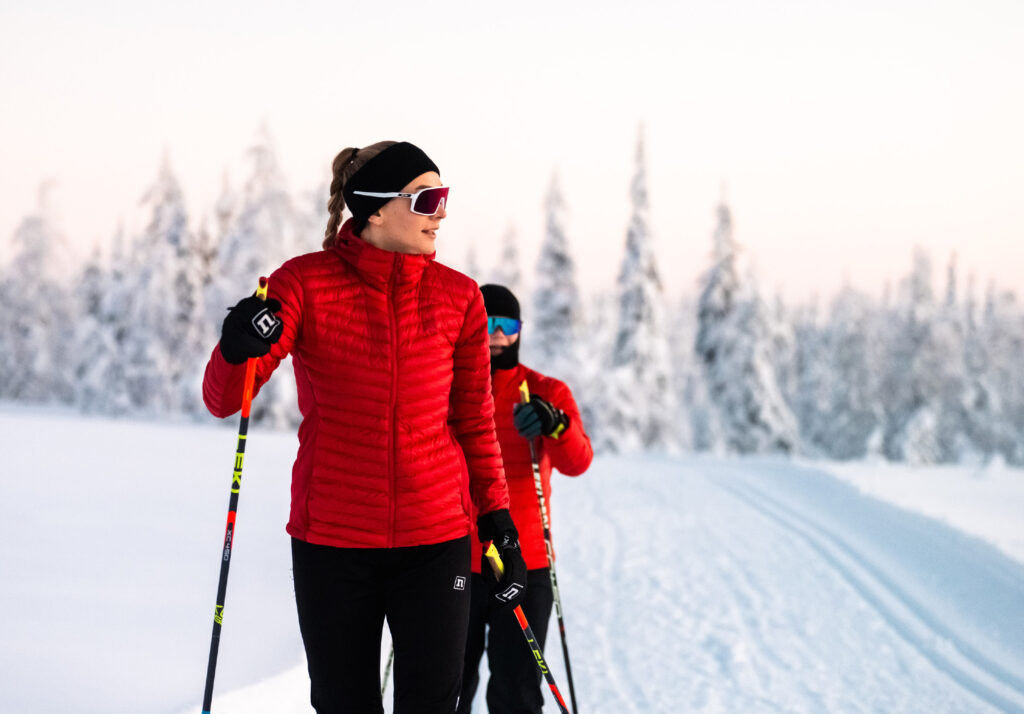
105 157 211 414
487 224 522 296
464 242 482 282
599 130 676 452
878 248 967 463
525 172 583 380
695 200 797 454
962 283 1024 465
666 294 704 451
205 128 305 427
0 184 75 403
792 288 882 459
69 246 120 413
207 126 304 318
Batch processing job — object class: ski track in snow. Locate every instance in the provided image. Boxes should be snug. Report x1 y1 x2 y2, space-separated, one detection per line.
713 471 1024 714
578 462 649 713
4 410 1024 714
167 455 1024 714
549 456 1024 714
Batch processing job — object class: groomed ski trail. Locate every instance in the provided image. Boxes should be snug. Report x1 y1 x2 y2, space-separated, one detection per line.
538 455 1024 714
147 449 1024 714
710 461 1024 714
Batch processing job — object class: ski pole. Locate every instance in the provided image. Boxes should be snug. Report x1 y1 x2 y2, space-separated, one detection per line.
484 543 571 714
381 645 394 695
201 276 269 714
519 381 579 714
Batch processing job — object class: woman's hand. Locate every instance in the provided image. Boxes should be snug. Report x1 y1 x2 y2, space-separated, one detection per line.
218 295 283 364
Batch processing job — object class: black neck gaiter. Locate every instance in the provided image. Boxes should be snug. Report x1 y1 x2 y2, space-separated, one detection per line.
491 338 520 372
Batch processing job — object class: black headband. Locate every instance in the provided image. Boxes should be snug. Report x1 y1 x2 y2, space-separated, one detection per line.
343 142 440 234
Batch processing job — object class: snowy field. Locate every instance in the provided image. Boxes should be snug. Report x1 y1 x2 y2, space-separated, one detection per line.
2 405 1023 713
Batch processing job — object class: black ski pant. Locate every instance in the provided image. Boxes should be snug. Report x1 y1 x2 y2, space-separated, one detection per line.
291 536 472 714
457 568 554 714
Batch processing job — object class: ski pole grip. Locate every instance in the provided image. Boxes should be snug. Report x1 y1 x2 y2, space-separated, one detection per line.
519 380 531 405
240 277 270 416
484 543 505 580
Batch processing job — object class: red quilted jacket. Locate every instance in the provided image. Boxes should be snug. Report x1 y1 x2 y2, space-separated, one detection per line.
203 219 509 549
469 364 593 572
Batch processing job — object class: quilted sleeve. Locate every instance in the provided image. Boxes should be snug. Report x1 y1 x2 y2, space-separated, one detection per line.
538 377 594 476
202 262 304 418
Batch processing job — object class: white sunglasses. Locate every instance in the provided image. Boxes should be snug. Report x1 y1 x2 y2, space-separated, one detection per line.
352 186 449 216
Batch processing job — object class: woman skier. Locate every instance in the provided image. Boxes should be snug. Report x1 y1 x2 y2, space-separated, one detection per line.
202 141 528 714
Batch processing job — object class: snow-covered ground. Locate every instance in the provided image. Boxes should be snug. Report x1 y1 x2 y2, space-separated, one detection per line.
2 405 1023 713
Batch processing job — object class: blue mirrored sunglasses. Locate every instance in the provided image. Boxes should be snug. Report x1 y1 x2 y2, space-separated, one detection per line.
487 316 522 335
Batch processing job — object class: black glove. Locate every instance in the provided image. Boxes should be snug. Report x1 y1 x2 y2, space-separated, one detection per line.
219 295 284 364
477 508 527 609
513 395 569 439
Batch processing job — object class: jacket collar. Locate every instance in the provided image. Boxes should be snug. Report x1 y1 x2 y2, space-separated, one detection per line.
332 218 434 291
491 363 527 397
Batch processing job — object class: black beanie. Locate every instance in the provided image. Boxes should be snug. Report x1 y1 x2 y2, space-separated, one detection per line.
343 142 440 234
480 284 521 371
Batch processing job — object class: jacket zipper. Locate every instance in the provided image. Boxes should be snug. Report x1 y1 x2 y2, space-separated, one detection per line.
387 255 400 548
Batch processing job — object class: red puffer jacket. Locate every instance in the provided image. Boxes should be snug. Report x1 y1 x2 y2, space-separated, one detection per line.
203 219 509 549
469 364 593 572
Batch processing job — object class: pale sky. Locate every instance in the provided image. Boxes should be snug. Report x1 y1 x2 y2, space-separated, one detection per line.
2 0 1022 303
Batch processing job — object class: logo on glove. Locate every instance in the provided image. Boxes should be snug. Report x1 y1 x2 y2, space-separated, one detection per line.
252 308 281 338
497 583 523 602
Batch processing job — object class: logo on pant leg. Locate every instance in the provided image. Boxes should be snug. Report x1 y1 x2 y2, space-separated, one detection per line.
453 576 466 590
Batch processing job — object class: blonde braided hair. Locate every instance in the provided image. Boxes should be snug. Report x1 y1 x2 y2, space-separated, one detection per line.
323 140 397 248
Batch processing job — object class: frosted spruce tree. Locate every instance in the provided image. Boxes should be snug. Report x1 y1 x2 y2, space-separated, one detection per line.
0 184 75 403
958 275 998 459
487 224 522 296
878 248 967 463
600 130 676 452
526 172 583 379
464 242 482 282
69 244 128 413
115 157 211 413
695 200 797 454
206 127 304 427
207 126 305 319
930 254 972 459
666 294 705 451
791 288 882 459
963 282 1024 464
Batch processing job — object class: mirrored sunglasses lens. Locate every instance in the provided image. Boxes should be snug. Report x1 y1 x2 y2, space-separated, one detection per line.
488 317 521 335
412 187 449 214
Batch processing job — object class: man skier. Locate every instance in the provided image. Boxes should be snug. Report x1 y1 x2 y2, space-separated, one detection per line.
458 284 593 714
